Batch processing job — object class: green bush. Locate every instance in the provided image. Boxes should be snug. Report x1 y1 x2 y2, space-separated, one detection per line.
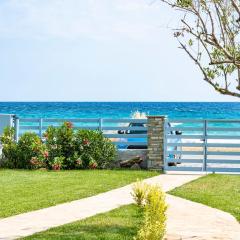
16 132 46 169
74 129 116 168
0 128 46 169
0 122 116 170
43 122 116 169
44 122 76 169
132 182 167 240
0 127 18 168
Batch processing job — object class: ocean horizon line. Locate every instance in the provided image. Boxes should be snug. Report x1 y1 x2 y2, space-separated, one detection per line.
0 101 240 103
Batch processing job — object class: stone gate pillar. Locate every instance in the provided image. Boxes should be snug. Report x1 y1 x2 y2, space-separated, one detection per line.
147 116 165 170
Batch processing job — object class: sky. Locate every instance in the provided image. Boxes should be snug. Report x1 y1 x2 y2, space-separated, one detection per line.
0 0 238 102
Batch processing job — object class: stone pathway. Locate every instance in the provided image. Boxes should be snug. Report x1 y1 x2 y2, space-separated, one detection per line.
166 194 240 240
0 174 239 240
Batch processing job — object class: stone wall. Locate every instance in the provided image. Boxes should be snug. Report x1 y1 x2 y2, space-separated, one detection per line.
147 116 165 170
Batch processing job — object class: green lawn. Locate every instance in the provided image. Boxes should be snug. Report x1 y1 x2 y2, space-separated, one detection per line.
169 174 240 222
22 204 142 240
0 169 158 218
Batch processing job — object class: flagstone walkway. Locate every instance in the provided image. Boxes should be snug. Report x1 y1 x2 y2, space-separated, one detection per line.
0 173 239 240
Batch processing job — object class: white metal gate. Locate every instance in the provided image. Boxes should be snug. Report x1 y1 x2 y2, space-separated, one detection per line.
164 119 240 173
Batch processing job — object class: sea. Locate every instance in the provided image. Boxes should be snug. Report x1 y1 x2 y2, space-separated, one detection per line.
0 102 240 119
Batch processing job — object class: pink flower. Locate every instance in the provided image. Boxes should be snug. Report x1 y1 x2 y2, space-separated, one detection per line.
83 139 90 145
43 151 49 159
89 161 97 169
52 164 61 171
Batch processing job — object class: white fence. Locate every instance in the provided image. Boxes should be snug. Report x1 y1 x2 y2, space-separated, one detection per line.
15 117 147 149
3 116 240 173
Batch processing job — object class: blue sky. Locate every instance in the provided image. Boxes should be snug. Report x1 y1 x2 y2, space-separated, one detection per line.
0 0 238 102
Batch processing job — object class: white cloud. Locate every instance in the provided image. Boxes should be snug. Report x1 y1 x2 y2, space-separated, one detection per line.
0 0 170 42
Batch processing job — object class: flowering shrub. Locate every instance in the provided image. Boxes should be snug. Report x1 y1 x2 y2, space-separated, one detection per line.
30 157 44 169
44 122 76 169
0 128 46 169
74 129 116 168
44 123 116 169
0 122 116 170
17 133 47 169
0 127 18 168
89 159 98 169
51 156 64 170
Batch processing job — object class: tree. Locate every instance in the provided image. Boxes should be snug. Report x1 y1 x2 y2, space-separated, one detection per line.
161 0 240 98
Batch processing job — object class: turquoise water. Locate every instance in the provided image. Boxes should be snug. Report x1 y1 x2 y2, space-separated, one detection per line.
0 102 240 119
1 102 240 142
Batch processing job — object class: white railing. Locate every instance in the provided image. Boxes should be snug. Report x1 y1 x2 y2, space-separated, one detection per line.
13 116 240 172
15 117 147 149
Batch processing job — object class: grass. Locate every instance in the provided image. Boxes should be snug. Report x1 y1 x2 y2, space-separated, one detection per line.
0 169 159 218
169 174 240 222
22 204 142 240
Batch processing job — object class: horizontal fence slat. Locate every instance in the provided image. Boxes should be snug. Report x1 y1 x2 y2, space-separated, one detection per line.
104 134 147 138
167 143 204 147
207 143 240 148
167 119 204 123
112 141 147 146
207 151 240 156
167 150 203 155
207 135 240 139
28 126 100 130
19 118 147 123
43 118 99 123
166 159 203 163
103 118 147 123
206 119 240 123
167 135 204 139
206 167 240 172
19 118 40 123
167 127 204 131
20 126 39 130
207 127 240 131
102 127 147 131
42 125 61 128
165 167 203 171
207 160 240 164
74 126 99 130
